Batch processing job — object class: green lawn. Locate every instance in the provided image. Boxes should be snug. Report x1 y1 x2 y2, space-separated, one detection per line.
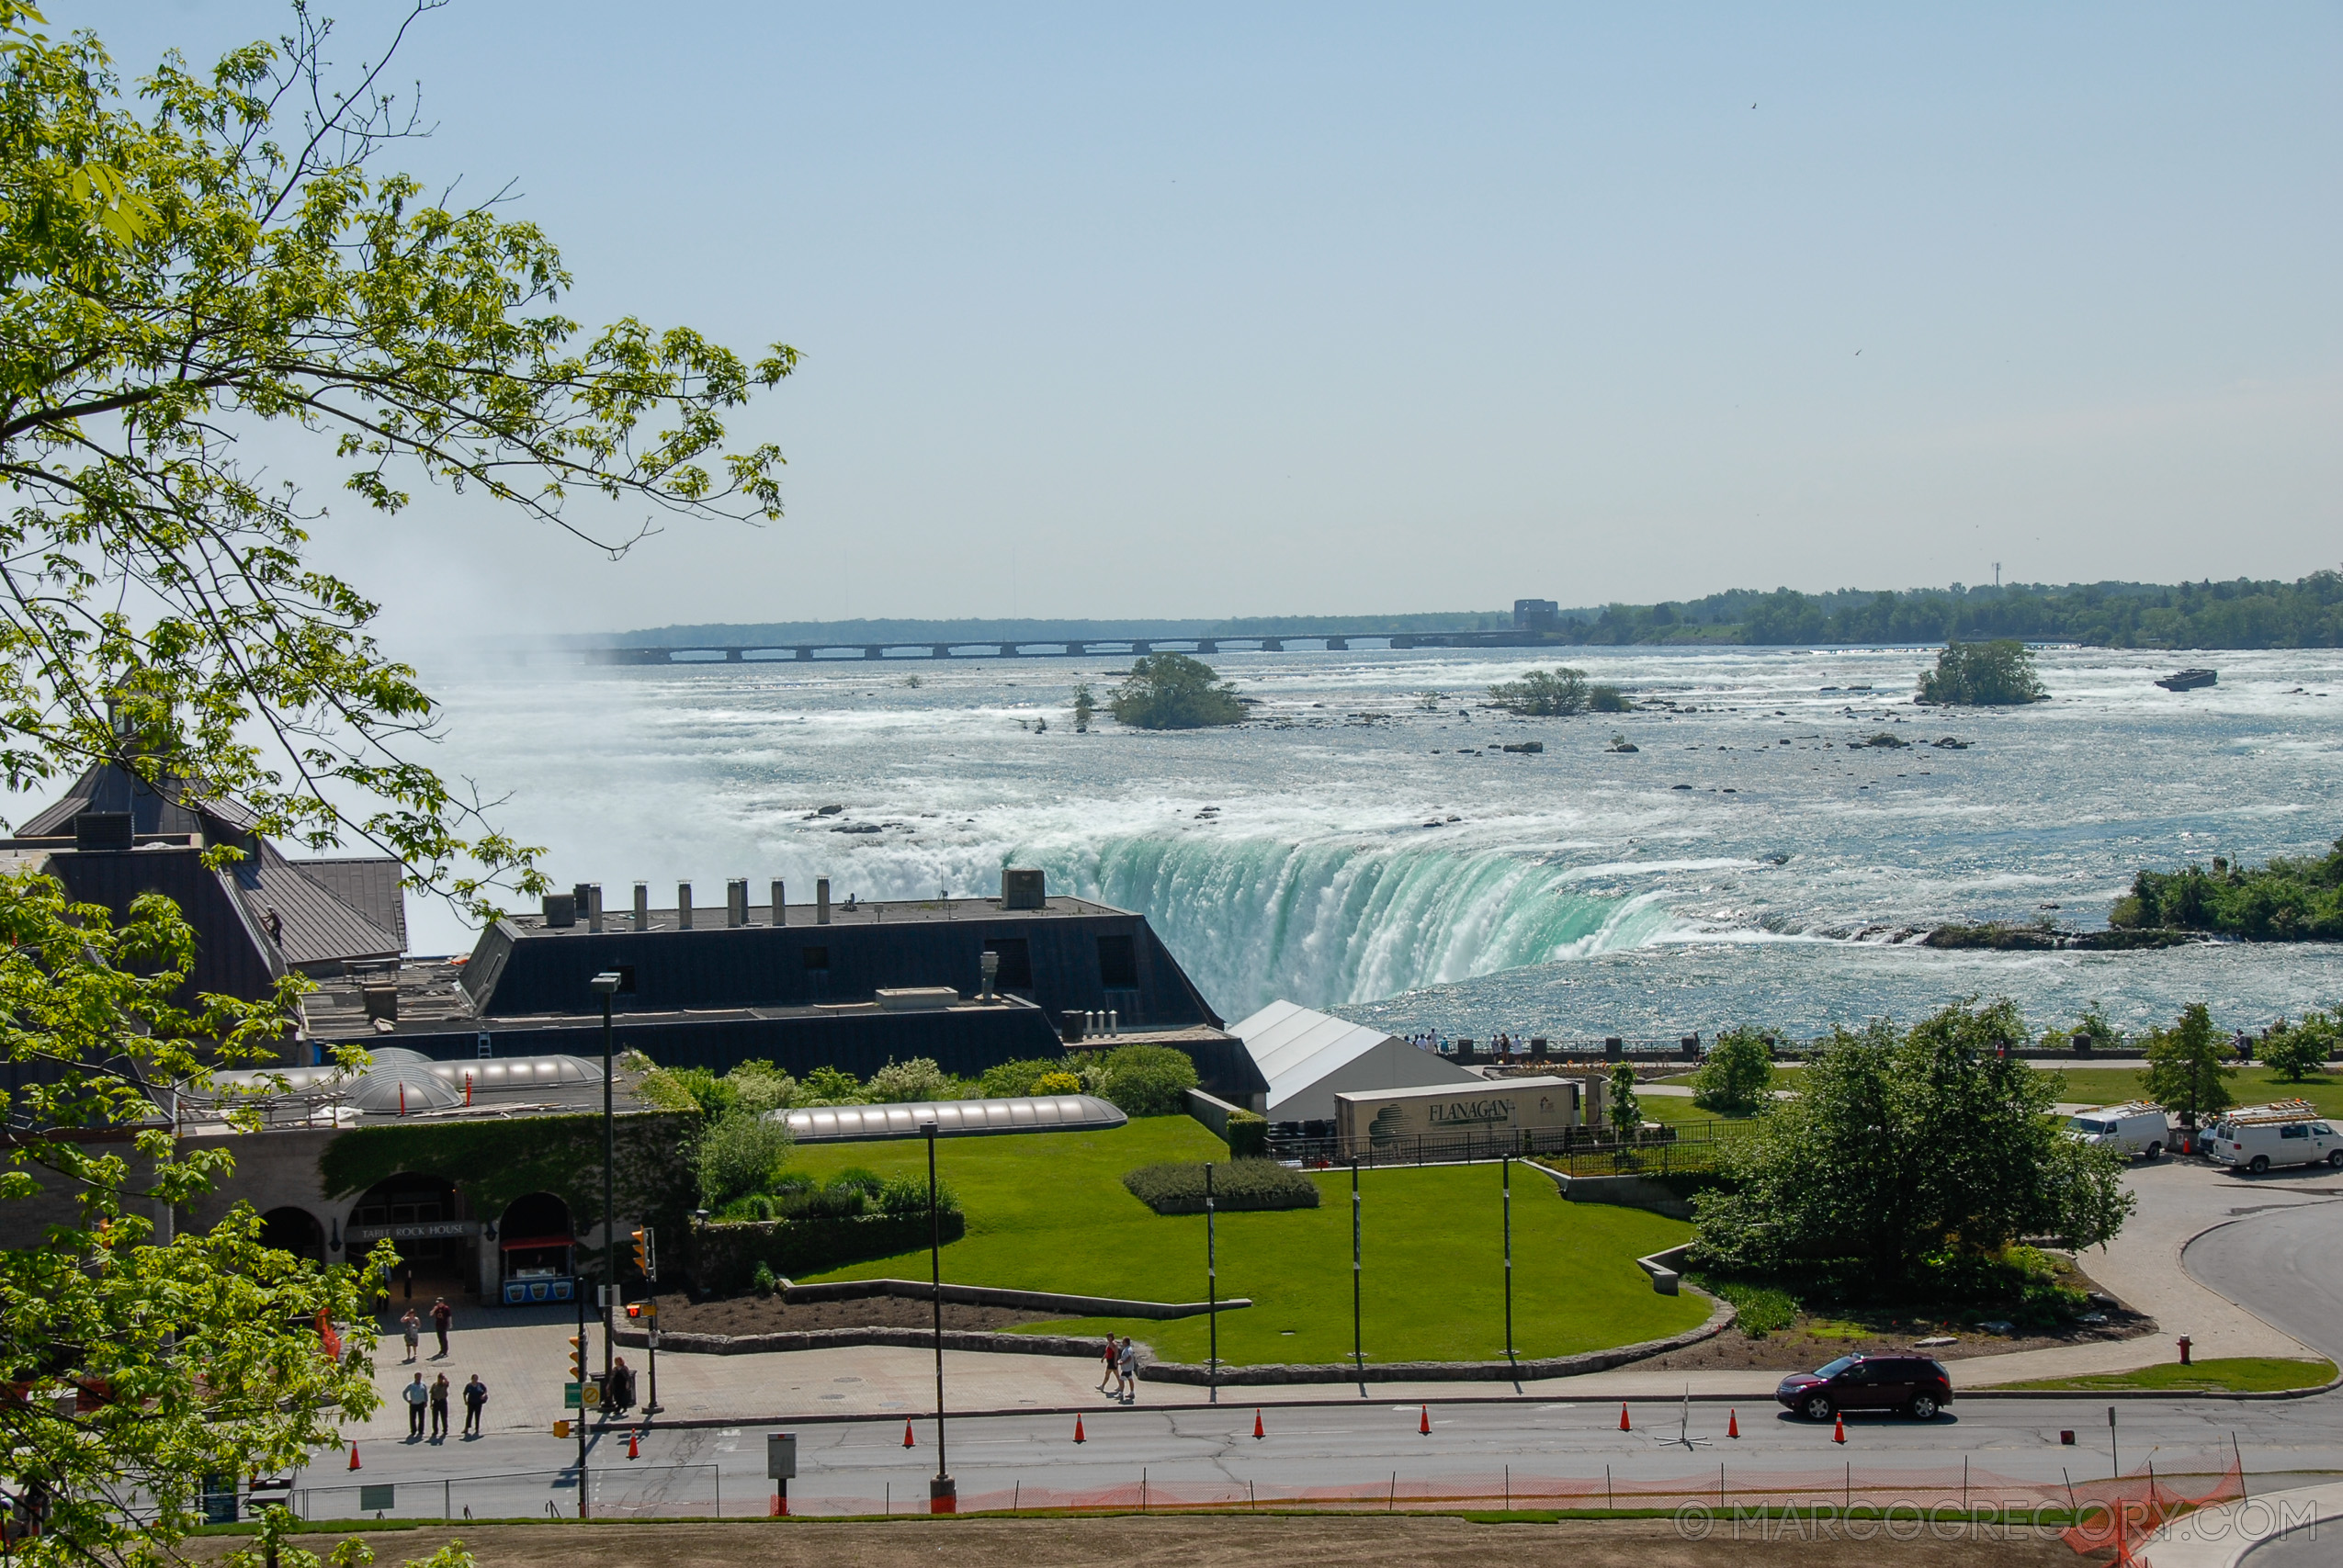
2048 1066 2343 1118
1987 1357 2337 1394
787 1117 1707 1366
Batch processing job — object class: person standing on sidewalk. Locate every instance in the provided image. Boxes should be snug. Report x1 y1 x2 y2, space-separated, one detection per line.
401 1372 427 1439
398 1307 421 1363
1115 1337 1138 1405
428 1373 450 1441
1095 1336 1117 1394
460 1373 487 1438
429 1296 453 1358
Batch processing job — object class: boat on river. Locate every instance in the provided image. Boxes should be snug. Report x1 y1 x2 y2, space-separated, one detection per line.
2156 668 2217 692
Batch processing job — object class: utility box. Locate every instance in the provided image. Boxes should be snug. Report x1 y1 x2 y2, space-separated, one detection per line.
877 987 957 1012
1002 868 1047 909
1335 1076 1588 1156
767 1432 798 1480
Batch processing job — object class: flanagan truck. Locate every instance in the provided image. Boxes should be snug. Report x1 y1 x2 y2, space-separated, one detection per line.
1334 1076 1594 1157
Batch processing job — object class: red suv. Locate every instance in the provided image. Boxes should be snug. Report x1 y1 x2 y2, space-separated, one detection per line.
1775 1354 1953 1422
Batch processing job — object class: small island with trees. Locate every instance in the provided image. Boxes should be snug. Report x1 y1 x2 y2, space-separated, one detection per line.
2111 837 2343 942
1915 639 2048 705
1107 652 1248 729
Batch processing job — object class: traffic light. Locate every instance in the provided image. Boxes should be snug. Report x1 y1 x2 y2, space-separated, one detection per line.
567 1336 585 1383
631 1228 651 1278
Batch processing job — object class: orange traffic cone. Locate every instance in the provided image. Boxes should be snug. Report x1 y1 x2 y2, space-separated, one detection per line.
1727 1410 1739 1439
627 1429 640 1460
902 1420 916 1449
347 1444 361 1472
1253 1409 1265 1440
1618 1403 1631 1432
1832 1414 1846 1445
1073 1416 1086 1444
1419 1405 1431 1436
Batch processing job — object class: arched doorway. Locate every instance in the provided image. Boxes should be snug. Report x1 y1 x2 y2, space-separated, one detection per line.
345 1174 475 1304
492 1192 576 1306
258 1205 324 1264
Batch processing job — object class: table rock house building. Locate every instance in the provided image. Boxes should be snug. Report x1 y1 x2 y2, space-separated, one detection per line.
2 768 1242 1303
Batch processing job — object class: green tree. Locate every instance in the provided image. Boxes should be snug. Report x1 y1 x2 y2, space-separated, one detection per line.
1606 1063 1641 1138
2259 1013 2335 1085
694 1111 796 1211
0 872 393 1564
1588 683 1632 713
1915 640 2048 705
1488 667 1590 716
1691 1027 1775 1116
2141 1003 2237 1130
1071 681 1096 731
1095 1043 1200 1116
1690 1000 2133 1286
1107 653 1246 729
0 6 789 1561
2043 1004 2123 1053
0 3 791 907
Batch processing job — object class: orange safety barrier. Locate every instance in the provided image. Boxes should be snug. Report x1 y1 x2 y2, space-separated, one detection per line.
751 1451 2244 1526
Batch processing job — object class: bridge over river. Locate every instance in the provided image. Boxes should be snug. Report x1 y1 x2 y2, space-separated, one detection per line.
572 629 1561 666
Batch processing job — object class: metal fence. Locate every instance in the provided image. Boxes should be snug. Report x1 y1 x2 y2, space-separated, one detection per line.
1267 1120 1747 1171
269 1464 725 1522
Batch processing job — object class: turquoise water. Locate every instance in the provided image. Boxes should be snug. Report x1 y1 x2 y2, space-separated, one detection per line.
390 644 2343 1040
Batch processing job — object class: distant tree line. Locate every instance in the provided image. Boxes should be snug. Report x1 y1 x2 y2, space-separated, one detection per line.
1541 571 2343 649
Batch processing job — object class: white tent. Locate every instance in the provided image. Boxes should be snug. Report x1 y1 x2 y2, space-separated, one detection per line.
1229 999 1481 1124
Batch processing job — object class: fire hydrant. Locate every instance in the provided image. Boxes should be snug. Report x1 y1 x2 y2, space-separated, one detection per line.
2178 1336 2192 1366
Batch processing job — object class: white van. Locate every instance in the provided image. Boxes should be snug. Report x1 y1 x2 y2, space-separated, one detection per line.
2207 1100 2343 1174
2066 1102 2169 1160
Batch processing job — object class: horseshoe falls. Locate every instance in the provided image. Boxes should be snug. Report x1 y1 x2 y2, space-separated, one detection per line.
288 643 2343 1039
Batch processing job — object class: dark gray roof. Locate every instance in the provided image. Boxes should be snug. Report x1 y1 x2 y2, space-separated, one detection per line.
294 856 409 950
15 760 259 839
232 842 403 968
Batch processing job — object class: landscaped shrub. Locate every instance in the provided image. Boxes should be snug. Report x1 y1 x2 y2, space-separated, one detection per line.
1121 1159 1319 1214
1225 1109 1268 1158
976 1058 1059 1098
866 1057 958 1103
689 1210 968 1292
1034 1069 1084 1095
695 1111 795 1211
1097 1043 1199 1116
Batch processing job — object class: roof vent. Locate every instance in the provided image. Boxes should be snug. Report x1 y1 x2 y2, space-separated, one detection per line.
74 812 133 851
1002 868 1046 909
541 892 576 928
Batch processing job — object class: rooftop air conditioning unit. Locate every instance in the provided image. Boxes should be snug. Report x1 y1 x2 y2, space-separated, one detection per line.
1002 868 1046 909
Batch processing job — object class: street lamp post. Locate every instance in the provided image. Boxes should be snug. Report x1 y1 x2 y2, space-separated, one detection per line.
592 972 621 1401
1501 1155 1515 1371
923 1121 955 1513
1205 1161 1217 1403
1351 1156 1364 1395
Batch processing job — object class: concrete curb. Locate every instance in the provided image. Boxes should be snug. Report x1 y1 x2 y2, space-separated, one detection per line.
610 1325 1114 1359
782 1277 1251 1320
1138 1291 1737 1386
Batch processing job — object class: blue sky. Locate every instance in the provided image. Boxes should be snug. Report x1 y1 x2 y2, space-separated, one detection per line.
77 3 2343 637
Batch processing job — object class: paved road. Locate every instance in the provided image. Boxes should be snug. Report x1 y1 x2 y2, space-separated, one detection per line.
2182 1196 2343 1362
303 1382 2342 1521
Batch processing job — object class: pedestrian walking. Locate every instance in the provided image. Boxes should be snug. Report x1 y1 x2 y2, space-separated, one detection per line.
428 1373 449 1441
398 1308 421 1363
402 1372 427 1439
460 1373 487 1438
430 1296 452 1358
608 1357 634 1415
1095 1335 1117 1394
1115 1337 1138 1404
